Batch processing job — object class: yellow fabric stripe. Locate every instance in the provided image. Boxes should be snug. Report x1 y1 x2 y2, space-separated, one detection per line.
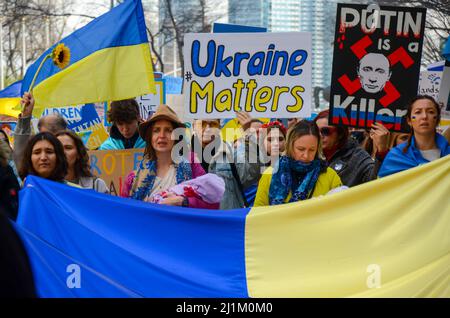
0 98 21 117
245 155 450 297
32 43 155 115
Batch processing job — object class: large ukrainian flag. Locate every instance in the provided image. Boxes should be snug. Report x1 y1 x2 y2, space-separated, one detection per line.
21 0 155 116
15 155 450 297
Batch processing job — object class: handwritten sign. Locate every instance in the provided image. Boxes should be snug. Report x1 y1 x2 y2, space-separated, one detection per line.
42 104 108 149
183 32 312 119
88 148 144 196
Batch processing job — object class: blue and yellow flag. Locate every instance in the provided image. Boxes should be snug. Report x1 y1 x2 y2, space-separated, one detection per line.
16 155 450 297
21 0 155 116
0 81 21 117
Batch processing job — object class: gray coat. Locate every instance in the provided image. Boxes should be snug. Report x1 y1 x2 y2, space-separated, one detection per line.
208 137 263 210
13 116 33 170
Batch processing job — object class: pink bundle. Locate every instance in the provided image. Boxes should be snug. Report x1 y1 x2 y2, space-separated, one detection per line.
150 173 225 205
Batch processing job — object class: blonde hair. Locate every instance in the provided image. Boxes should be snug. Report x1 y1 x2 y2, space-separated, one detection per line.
285 120 324 160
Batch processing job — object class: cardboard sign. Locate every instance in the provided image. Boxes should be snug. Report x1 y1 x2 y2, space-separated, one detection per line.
329 4 426 132
88 148 145 196
104 80 165 126
41 103 108 149
183 32 312 119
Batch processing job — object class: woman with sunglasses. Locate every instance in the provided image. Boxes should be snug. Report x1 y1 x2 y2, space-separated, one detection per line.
379 96 449 177
314 110 389 187
254 120 342 207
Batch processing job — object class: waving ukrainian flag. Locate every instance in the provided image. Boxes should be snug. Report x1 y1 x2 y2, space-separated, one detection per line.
21 0 155 116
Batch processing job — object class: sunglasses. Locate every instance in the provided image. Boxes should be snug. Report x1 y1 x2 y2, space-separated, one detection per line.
320 126 337 137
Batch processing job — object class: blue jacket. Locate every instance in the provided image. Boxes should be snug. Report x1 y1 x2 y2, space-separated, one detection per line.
99 125 146 150
379 133 450 178
99 136 145 150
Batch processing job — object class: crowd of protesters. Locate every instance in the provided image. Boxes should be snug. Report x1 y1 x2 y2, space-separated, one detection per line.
1 92 449 220
1 92 449 298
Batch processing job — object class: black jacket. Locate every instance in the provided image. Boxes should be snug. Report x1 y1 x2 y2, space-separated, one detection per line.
0 207 36 298
0 164 20 220
328 140 380 187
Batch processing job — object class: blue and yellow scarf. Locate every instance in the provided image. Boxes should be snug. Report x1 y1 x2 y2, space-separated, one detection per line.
130 158 192 201
269 156 323 205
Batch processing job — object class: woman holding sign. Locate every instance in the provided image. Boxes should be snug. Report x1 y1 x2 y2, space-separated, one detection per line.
254 120 342 207
122 105 220 209
56 130 109 194
379 96 450 177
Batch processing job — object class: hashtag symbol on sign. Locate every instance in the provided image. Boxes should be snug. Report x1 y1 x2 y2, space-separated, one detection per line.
185 71 192 82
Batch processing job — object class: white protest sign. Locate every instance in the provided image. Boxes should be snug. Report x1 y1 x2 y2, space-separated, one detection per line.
418 71 441 100
135 80 165 121
183 32 312 119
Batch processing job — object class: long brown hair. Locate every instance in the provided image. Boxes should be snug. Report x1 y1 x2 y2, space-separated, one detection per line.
55 130 93 179
19 132 68 181
403 95 441 153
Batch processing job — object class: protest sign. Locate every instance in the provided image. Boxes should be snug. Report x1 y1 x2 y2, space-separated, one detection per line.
183 32 312 119
418 71 441 100
88 148 144 196
135 80 166 121
104 79 165 126
329 4 426 132
438 61 450 120
42 103 108 149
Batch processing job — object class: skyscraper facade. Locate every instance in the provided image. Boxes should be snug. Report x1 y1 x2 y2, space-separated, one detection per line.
228 0 270 28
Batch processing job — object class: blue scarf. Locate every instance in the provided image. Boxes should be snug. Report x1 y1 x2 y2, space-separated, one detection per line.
379 134 450 178
269 156 323 205
130 158 192 201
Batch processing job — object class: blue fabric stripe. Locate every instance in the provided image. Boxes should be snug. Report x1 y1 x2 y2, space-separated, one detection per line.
22 0 149 94
15 224 142 298
0 80 22 98
17 176 250 298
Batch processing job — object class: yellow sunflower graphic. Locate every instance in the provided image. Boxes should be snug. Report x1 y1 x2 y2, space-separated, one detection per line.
52 43 71 69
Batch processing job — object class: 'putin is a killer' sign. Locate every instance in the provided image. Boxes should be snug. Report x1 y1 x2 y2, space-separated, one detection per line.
330 4 426 132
